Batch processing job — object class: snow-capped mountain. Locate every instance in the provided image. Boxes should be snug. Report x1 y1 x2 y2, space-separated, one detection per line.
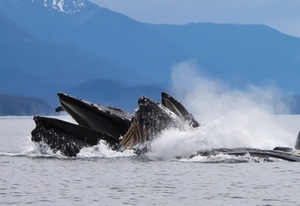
32 0 86 14
0 0 91 15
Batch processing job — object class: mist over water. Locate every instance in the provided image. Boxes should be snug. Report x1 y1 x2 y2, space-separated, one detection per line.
148 60 296 160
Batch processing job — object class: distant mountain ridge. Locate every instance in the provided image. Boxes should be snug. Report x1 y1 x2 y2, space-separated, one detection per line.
147 23 300 91
0 16 148 96
0 94 51 115
1 0 300 114
0 0 190 83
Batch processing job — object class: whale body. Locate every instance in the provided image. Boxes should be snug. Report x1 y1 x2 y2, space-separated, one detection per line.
57 93 132 139
31 116 119 157
31 92 197 156
30 92 300 161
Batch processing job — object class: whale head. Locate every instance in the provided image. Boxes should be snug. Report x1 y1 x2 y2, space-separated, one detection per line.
161 92 199 127
120 96 183 153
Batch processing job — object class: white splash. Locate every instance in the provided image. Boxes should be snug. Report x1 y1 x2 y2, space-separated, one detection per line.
77 140 135 158
147 60 296 160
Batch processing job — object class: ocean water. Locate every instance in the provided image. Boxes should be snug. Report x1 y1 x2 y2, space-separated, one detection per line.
1 116 300 206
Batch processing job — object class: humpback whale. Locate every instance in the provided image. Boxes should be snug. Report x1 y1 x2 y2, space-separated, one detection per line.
31 92 195 156
161 92 199 127
189 148 300 162
119 96 189 152
30 92 300 161
57 93 132 139
295 131 300 150
31 116 119 157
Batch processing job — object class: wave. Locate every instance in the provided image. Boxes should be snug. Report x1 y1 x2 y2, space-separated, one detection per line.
144 61 297 161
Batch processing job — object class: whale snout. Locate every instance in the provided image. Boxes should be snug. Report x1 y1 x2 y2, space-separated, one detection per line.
138 96 159 107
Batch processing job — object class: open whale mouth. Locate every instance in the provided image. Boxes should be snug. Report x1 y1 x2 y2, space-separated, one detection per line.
119 122 148 150
161 93 183 118
120 95 182 152
119 96 157 150
161 92 200 127
57 92 132 138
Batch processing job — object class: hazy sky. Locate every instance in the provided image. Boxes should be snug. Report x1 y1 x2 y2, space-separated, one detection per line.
90 0 300 38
